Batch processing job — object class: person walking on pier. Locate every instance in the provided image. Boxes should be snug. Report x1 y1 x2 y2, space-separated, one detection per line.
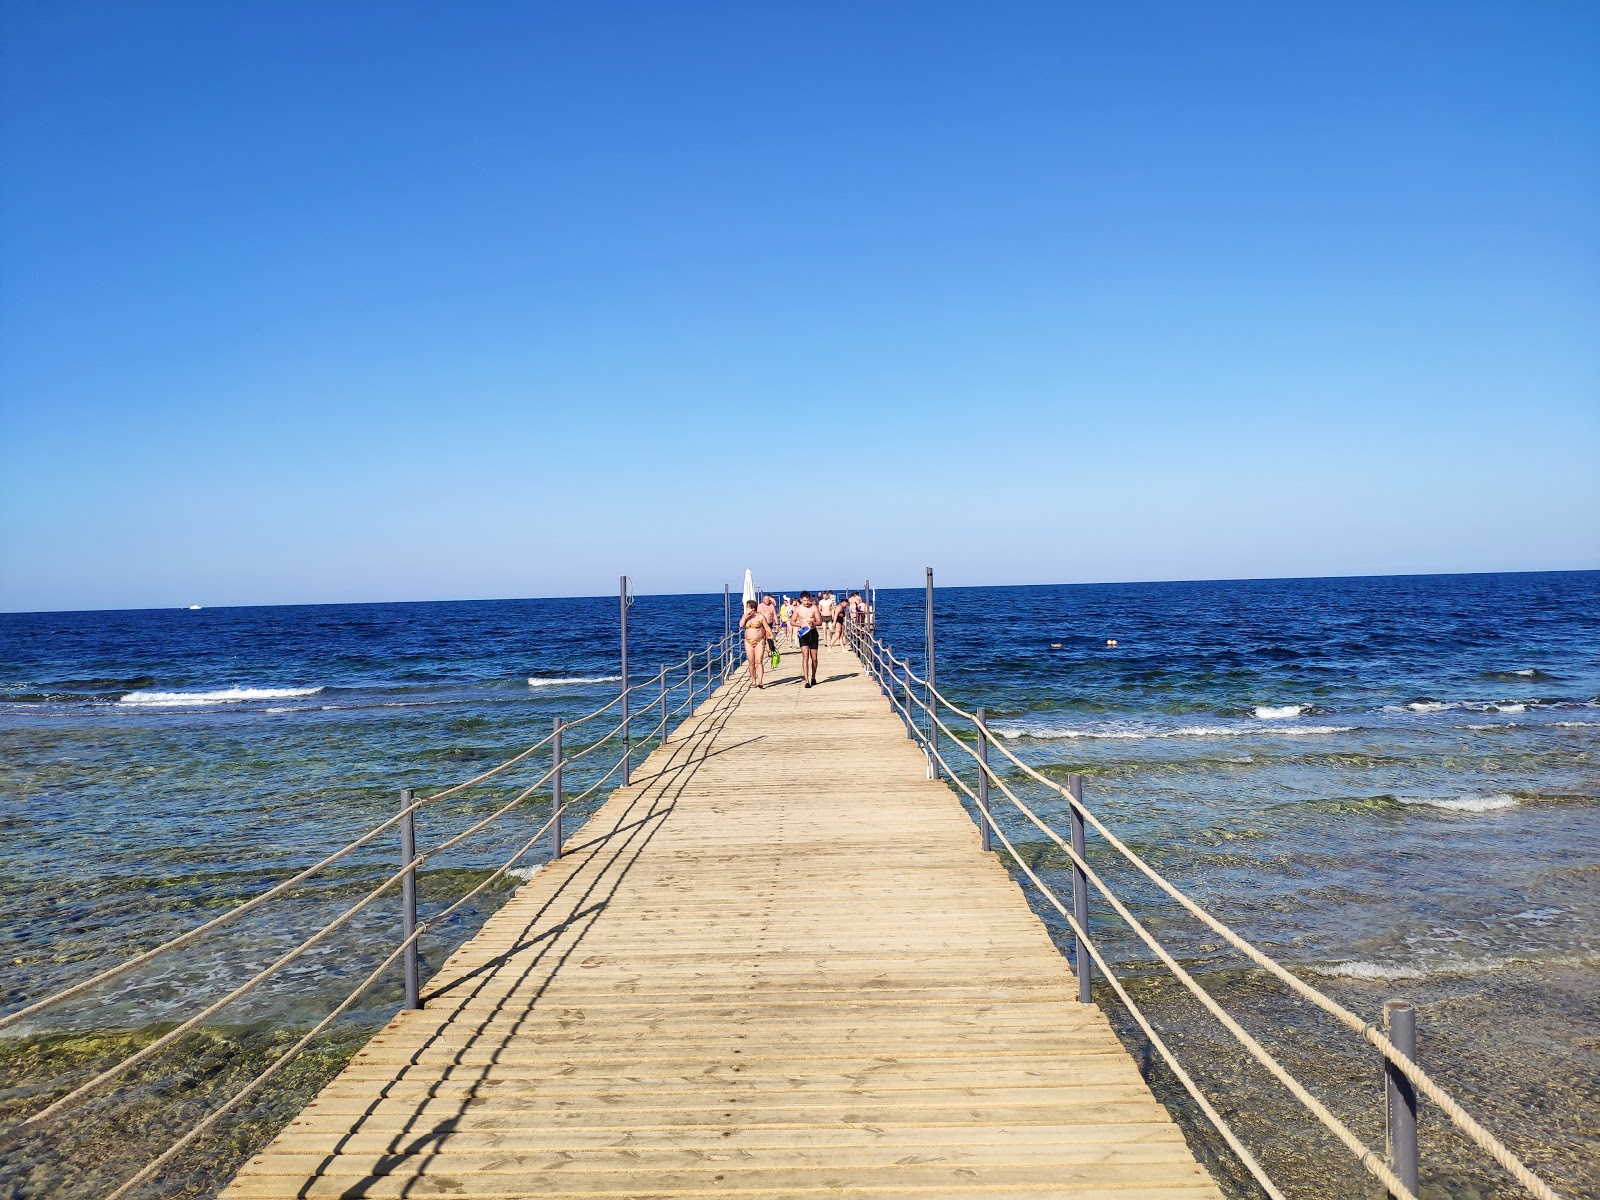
740 599 772 688
819 591 838 646
793 591 822 687
758 593 778 655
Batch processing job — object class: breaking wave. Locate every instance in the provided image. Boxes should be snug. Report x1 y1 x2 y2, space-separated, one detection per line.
118 686 325 708
1396 793 1519 813
1312 960 1425 981
527 675 623 688
1252 704 1306 719
997 722 1354 741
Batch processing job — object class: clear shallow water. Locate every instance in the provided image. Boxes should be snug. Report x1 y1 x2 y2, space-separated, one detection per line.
872 571 1600 984
867 571 1599 1198
2 572 1596 1198
0 593 733 1025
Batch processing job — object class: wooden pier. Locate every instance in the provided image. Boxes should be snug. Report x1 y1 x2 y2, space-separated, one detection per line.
224 644 1223 1198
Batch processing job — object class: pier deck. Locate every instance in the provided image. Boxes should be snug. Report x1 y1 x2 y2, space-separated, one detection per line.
224 644 1222 1198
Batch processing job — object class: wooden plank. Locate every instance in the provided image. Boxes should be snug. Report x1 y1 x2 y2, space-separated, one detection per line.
223 644 1222 1199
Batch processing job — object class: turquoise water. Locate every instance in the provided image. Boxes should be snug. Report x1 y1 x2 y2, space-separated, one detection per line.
2 572 1595 1197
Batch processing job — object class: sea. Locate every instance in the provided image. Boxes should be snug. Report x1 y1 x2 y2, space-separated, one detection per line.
2 571 1596 1199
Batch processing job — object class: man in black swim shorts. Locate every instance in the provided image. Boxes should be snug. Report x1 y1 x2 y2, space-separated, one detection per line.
793 591 822 687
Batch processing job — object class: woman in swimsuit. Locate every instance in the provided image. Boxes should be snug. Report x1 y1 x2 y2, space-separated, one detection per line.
740 599 771 688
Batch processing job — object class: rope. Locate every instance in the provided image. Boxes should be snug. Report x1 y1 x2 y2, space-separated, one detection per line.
884 632 1562 1200
5 689 573 1032
556 714 630 768
971 711 1562 1200
414 724 558 802
568 746 631 807
11 853 417 1133
13 759 560 1134
100 808 560 1200
927 734 1415 1200
928 740 1289 1200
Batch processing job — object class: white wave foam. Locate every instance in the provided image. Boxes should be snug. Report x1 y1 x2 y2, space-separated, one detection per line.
1312 961 1425 981
1403 701 1458 714
1554 721 1599 728
119 686 324 708
1252 704 1304 720
997 723 1353 741
506 865 542 881
1397 793 1518 813
1492 703 1526 714
527 675 623 689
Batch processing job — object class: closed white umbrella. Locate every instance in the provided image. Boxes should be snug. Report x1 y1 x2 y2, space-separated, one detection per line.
742 569 756 607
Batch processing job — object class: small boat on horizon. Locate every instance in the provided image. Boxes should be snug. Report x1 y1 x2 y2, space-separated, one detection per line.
188 604 202 611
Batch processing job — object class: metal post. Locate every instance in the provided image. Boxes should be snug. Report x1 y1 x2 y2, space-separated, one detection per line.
925 567 939 779
976 708 993 852
550 720 563 860
902 663 915 739
706 642 713 697
398 787 420 1010
1385 1000 1419 1199
658 668 667 740
1068 774 1092 1004
619 575 630 785
724 583 730 644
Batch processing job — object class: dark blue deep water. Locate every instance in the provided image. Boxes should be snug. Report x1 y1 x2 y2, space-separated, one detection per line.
1 571 1596 1198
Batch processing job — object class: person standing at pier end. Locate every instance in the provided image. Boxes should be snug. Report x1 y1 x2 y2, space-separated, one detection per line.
740 600 771 688
793 591 822 687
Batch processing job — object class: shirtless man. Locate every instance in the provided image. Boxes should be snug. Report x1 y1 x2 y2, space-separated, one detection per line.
792 590 822 687
758 594 779 656
740 599 772 688
830 592 849 647
819 591 837 646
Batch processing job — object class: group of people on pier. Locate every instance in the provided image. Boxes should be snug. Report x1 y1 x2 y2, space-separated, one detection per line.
739 589 868 689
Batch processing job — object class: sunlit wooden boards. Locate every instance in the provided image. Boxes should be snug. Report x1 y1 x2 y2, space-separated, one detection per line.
223 644 1223 1199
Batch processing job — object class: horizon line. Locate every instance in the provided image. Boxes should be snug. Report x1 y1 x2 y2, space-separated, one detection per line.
3 565 1596 617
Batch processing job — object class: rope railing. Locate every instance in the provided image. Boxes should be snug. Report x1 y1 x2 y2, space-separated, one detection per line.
846 617 1563 1200
6 622 744 1199
922 731 1291 1200
100 806 564 1200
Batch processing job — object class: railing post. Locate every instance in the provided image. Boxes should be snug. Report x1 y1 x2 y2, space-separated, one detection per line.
925 566 939 779
1068 773 1092 1005
896 650 913 738
550 720 563 860
398 787 421 1010
619 575 630 785
706 642 713 696
1385 1000 1419 1199
976 708 993 852
659 668 667 741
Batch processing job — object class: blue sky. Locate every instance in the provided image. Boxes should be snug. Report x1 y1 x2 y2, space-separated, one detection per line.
2 2 1596 611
